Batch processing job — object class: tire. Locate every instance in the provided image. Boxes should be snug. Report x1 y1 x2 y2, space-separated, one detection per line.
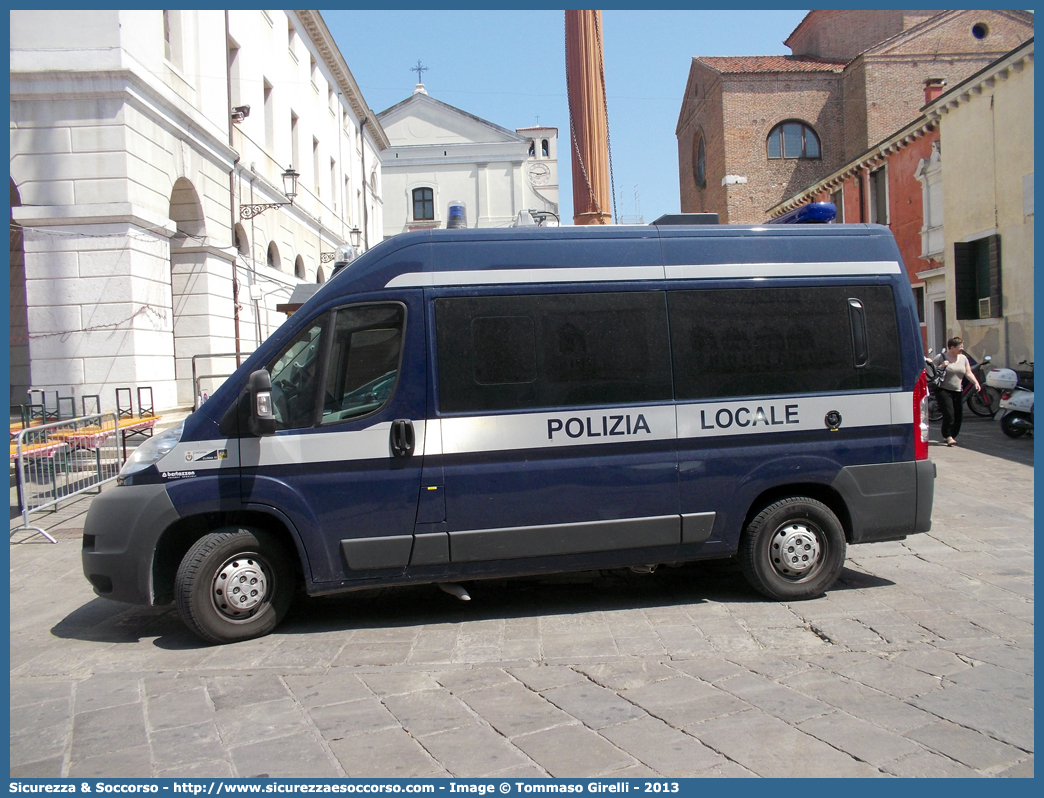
967 387 999 418
1001 412 1029 439
739 497 847 601
928 394 942 423
175 527 295 644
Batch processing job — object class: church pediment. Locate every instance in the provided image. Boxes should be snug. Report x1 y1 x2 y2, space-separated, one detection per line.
864 10 1034 59
378 92 525 148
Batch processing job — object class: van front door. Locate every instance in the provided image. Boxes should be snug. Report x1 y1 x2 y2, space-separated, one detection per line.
240 293 426 584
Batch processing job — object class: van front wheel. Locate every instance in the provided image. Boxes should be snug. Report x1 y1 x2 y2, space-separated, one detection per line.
175 528 294 644
740 497 846 601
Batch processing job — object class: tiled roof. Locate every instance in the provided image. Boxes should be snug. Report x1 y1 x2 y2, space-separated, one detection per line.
696 54 847 74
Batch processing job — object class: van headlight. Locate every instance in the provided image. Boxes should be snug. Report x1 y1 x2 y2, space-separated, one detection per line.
119 420 185 478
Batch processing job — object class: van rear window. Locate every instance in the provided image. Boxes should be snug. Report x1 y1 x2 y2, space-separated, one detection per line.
668 285 901 400
436 292 673 413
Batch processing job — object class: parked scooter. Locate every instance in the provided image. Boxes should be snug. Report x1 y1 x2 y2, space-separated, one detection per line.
986 360 1034 438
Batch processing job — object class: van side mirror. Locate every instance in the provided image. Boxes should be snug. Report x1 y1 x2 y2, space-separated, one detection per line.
248 369 276 437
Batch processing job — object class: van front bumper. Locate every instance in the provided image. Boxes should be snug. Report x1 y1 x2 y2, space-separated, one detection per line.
81 483 181 605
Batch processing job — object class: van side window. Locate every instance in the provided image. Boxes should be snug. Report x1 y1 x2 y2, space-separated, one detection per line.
321 304 405 424
436 292 673 413
668 286 901 400
269 318 327 430
472 316 537 385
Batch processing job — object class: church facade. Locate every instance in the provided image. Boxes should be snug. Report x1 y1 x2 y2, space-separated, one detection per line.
676 10 1034 224
378 84 559 237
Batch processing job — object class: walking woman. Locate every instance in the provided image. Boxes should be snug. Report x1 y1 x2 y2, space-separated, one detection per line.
934 337 981 446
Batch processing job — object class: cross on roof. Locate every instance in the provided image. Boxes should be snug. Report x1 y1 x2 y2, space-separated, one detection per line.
411 60 428 82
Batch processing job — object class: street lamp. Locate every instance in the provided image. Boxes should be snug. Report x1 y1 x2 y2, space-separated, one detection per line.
240 166 300 220
320 228 364 263
331 228 365 277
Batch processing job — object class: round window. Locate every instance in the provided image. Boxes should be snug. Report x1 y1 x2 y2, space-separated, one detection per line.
972 22 989 40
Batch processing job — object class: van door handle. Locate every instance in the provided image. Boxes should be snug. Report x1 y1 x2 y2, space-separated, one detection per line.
848 298 869 368
390 419 415 459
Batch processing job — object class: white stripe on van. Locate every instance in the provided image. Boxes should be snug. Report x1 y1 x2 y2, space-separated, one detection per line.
386 265 665 288
385 261 901 288
440 406 677 455
666 261 901 280
243 420 426 467
157 392 913 472
158 421 428 473
676 392 911 440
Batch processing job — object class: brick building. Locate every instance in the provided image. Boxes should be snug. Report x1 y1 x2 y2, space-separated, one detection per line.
767 93 942 353
677 10 1034 224
769 40 1034 369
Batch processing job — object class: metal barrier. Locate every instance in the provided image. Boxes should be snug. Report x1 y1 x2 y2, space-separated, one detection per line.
11 412 121 543
192 352 249 410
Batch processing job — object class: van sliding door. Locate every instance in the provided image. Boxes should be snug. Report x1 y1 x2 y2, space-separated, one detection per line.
428 289 680 566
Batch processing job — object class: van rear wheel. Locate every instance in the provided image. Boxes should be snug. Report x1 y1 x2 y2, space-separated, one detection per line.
175 528 294 644
740 497 846 600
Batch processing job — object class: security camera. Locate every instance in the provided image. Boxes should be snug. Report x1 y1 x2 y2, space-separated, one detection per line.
231 105 251 123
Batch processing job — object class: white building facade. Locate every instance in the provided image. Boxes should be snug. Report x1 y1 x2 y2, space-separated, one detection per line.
378 85 559 238
10 10 387 410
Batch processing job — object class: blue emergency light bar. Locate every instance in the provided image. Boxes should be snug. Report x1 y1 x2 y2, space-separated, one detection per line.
766 202 837 225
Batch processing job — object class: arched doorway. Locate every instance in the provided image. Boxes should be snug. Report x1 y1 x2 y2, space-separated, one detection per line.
168 177 209 405
10 178 30 405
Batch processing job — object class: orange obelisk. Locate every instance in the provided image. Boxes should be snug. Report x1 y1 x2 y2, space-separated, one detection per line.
565 10 612 225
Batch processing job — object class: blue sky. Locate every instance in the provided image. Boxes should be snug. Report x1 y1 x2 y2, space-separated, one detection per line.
323 10 810 225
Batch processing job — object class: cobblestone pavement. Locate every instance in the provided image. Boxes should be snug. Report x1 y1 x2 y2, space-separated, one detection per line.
9 418 1033 778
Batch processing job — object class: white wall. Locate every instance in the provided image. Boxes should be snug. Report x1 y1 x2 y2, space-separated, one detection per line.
379 92 558 236
10 10 387 411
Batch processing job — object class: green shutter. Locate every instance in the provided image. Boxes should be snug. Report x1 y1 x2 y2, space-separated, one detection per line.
987 234 1002 317
953 241 979 320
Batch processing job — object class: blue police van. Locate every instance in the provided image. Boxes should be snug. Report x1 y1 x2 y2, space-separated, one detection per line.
82 223 935 643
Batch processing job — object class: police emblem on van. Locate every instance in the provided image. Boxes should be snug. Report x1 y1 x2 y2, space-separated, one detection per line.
186 449 228 462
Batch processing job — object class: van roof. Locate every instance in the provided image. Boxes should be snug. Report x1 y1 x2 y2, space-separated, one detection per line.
319 223 903 298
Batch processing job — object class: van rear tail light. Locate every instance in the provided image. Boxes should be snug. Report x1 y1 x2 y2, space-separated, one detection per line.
913 370 929 461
